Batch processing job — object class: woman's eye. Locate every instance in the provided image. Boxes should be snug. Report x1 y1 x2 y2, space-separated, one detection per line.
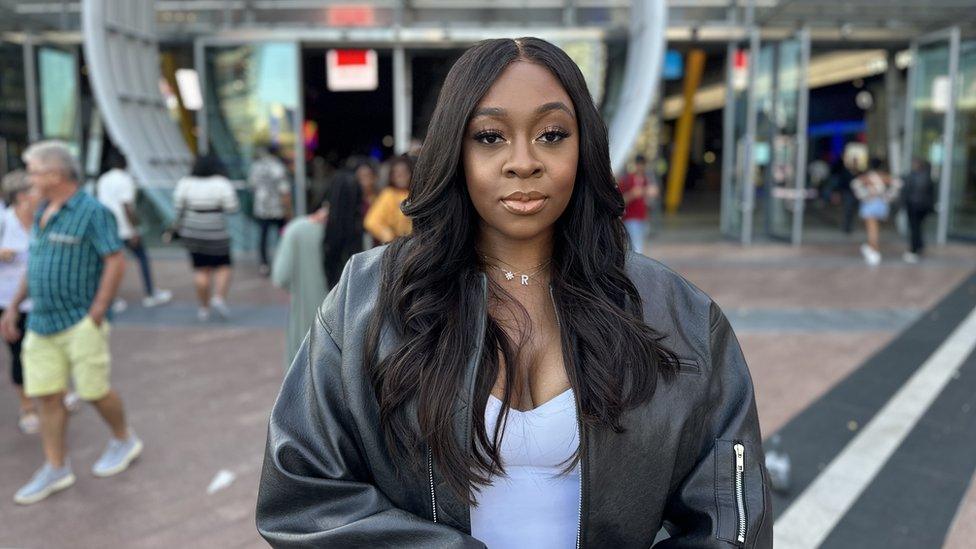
539 129 569 144
474 131 504 145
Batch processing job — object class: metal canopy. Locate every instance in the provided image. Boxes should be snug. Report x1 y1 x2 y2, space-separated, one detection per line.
3 1 973 43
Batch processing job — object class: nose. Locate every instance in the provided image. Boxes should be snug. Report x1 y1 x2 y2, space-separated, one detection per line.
503 138 543 179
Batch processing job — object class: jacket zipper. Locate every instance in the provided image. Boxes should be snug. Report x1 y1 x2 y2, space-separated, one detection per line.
733 442 746 544
549 286 585 549
428 448 438 523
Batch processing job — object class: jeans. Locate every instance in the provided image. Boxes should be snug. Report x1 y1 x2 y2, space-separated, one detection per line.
125 239 155 297
258 218 286 267
624 219 648 255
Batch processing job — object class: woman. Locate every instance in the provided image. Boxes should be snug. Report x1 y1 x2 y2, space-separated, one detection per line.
0 170 40 433
363 154 413 243
171 154 239 320
852 158 901 266
257 38 771 548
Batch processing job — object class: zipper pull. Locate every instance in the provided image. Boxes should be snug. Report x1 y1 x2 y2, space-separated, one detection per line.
734 443 744 473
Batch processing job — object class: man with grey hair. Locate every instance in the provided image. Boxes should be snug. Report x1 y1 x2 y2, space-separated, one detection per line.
0 141 143 505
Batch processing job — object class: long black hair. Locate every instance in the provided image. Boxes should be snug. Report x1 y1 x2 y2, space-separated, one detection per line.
363 37 678 503
322 169 363 287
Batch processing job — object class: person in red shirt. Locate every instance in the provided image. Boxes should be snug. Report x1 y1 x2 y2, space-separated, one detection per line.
618 154 659 255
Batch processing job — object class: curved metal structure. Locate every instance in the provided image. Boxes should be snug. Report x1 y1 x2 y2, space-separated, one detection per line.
607 0 667 173
81 0 191 219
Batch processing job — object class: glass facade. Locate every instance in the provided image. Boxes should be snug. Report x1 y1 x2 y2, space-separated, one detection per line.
0 42 28 174
908 42 951 186
204 42 300 181
36 46 81 156
948 40 976 239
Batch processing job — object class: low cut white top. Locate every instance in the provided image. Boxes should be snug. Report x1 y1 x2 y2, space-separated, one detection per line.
470 389 581 548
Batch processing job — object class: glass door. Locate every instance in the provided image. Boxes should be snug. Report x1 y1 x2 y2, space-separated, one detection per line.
948 39 976 239
904 27 960 244
761 30 810 244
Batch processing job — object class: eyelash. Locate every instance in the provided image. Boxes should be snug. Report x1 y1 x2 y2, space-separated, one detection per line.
472 126 571 145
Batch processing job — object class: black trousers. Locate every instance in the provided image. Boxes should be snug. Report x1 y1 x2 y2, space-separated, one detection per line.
257 218 286 267
906 204 930 254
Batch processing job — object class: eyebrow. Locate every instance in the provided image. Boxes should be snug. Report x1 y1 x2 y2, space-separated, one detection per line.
471 101 575 120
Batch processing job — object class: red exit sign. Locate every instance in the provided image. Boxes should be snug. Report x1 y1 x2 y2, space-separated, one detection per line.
327 5 375 27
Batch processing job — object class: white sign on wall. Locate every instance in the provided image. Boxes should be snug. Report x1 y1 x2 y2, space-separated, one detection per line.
326 49 378 92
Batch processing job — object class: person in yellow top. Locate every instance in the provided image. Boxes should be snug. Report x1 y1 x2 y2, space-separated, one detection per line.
364 155 413 243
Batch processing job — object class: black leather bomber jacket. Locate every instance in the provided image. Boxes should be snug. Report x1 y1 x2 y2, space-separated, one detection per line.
257 245 773 548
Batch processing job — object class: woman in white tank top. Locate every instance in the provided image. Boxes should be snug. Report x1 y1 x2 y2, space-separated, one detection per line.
258 37 771 549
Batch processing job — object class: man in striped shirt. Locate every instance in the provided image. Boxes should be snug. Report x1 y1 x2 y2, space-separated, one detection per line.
0 141 143 505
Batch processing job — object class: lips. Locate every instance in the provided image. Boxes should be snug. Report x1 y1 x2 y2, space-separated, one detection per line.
500 191 548 215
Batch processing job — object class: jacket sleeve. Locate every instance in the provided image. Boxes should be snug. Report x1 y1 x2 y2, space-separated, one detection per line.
655 304 773 548
256 267 485 548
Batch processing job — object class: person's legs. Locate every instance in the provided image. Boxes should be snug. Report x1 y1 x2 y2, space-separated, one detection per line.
213 265 233 301
37 393 68 467
193 267 212 308
258 218 272 268
22 329 71 466
865 218 880 252
125 239 155 297
91 390 129 440
624 219 645 255
909 207 926 255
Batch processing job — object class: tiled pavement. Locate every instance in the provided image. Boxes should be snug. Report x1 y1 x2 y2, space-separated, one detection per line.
0 241 974 548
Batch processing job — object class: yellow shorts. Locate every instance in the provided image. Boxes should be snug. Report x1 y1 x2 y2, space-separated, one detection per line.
22 316 112 401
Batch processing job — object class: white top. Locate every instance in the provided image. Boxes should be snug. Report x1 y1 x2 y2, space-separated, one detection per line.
470 389 581 549
173 175 239 213
0 207 32 311
96 168 137 239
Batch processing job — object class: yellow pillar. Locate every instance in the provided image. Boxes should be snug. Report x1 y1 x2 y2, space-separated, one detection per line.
665 49 706 214
160 53 198 153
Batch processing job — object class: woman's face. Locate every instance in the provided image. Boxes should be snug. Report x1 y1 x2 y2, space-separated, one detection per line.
390 162 411 189
356 165 376 192
462 60 578 243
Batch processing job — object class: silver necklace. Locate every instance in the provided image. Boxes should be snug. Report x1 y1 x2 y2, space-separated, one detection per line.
480 254 552 286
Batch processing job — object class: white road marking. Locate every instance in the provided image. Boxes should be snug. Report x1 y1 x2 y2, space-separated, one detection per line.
774 306 976 548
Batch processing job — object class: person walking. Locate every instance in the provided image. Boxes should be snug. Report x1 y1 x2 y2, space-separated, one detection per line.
96 152 172 309
363 155 413 244
271 196 328 369
829 159 858 234
901 158 936 264
1 141 142 505
257 37 770 548
248 145 291 276
0 170 41 434
170 154 240 321
618 154 659 255
852 158 901 266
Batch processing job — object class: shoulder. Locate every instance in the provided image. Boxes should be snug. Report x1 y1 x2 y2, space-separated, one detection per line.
624 251 716 359
317 245 388 345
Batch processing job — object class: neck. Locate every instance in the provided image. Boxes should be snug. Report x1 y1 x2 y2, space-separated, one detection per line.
14 202 33 224
45 183 77 207
476 224 555 272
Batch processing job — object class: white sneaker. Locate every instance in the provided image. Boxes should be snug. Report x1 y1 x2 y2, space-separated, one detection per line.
860 244 881 266
210 298 230 320
142 289 173 308
902 252 919 264
197 307 211 322
63 391 81 412
111 298 128 314
18 411 40 434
